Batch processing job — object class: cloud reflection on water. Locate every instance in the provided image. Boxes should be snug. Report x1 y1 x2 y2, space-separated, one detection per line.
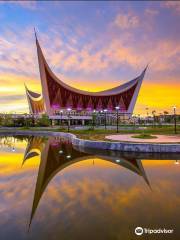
0 136 179 240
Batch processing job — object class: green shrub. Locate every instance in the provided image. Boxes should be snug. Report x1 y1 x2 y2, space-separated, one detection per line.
36 114 50 127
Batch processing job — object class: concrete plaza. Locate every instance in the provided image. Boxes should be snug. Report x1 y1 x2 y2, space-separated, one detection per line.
105 134 180 143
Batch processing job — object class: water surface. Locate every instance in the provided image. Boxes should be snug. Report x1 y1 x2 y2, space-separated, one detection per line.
0 136 179 240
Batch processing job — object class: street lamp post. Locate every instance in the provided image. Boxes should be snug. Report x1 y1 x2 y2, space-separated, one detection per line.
138 114 141 126
152 110 156 128
32 114 35 127
60 110 63 126
133 115 136 129
145 107 149 125
67 108 71 132
100 110 103 126
92 110 96 130
115 106 120 133
173 106 177 134
104 109 107 130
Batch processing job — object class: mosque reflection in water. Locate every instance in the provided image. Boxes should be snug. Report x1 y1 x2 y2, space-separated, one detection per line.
22 136 152 227
0 135 180 239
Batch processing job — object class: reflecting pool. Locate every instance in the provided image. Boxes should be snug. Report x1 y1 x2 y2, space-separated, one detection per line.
0 136 180 240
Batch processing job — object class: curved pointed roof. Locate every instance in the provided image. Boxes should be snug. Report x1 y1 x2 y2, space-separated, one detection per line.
35 32 147 97
24 83 42 100
24 83 45 114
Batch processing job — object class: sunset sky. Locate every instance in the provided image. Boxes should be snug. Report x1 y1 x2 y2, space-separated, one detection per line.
0 1 179 115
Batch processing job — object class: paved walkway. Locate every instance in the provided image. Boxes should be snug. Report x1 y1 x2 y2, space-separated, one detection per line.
105 134 180 143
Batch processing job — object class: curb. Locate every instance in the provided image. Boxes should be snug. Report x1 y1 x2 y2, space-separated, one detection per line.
0 130 180 153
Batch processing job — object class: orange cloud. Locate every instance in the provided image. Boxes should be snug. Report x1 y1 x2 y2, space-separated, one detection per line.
134 82 180 114
0 23 180 114
0 73 40 113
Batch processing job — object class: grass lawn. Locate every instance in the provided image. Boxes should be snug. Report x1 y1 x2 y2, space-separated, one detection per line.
66 126 180 141
131 133 157 139
0 125 179 141
69 125 180 141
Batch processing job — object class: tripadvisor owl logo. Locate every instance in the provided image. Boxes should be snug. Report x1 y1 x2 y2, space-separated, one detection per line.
134 226 174 235
135 227 143 235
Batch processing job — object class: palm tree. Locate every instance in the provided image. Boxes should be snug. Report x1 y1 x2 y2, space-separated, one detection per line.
163 111 169 123
152 110 156 127
164 111 169 115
